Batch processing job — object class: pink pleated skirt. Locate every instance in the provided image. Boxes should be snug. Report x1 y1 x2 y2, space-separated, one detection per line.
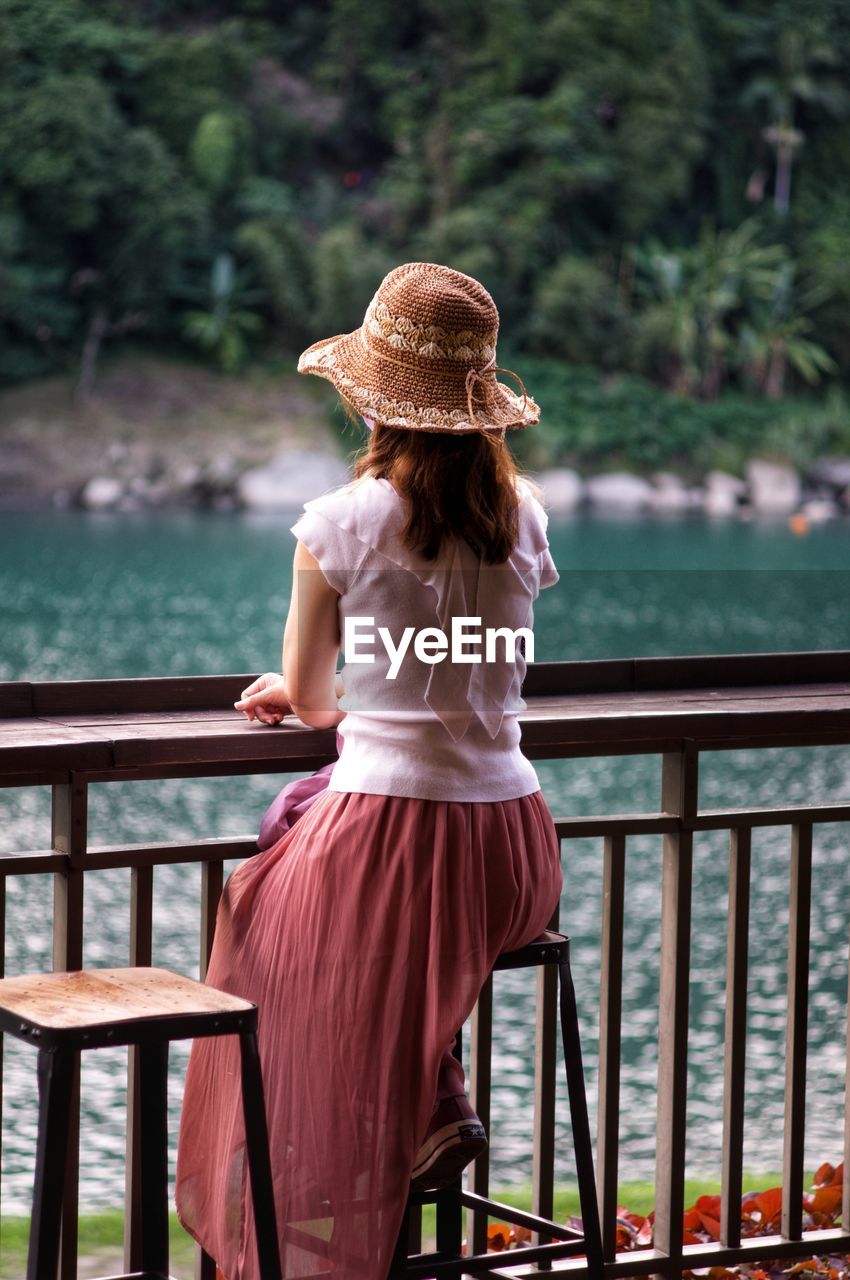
175 787 563 1279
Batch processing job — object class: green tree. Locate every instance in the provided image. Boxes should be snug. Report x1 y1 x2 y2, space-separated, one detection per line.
527 254 632 371
736 8 850 214
180 252 265 373
631 218 788 398
736 261 836 397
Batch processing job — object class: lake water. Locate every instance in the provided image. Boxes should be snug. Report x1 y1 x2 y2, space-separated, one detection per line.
1 507 849 1212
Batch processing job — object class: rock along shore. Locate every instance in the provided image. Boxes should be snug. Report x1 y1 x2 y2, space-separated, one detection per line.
51 455 850 523
1 358 849 522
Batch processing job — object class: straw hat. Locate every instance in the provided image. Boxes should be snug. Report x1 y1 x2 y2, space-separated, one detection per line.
297 262 539 434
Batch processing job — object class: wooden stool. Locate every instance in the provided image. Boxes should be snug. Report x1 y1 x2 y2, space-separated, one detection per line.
0 966 282 1280
390 931 604 1278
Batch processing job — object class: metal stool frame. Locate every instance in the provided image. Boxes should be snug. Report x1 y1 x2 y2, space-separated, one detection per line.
0 967 282 1280
389 932 603 1279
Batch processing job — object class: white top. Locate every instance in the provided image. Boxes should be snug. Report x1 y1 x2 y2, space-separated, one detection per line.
290 474 559 801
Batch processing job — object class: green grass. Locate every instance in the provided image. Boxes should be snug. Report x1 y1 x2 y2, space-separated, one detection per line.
0 1176 786 1276
0 1210 196 1278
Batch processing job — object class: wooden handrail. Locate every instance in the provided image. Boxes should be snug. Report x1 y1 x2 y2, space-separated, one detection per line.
3 649 850 719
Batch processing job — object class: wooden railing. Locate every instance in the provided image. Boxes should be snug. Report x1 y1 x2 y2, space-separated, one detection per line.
2 650 850 1277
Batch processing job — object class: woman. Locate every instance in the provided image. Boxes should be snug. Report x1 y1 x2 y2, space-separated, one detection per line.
175 262 562 1279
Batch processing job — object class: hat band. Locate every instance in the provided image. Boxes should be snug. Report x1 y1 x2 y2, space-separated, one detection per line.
312 341 531 432
366 300 497 364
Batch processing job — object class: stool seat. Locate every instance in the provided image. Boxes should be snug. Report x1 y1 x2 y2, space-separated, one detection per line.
0 966 281 1280
492 928 566 970
0 966 254 1048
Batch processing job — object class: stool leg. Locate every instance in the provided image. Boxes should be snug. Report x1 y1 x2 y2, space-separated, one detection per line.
558 956 604 1279
387 1201 411 1278
434 1185 463 1256
239 1030 282 1280
434 1025 464 1258
27 1046 74 1280
138 1040 169 1275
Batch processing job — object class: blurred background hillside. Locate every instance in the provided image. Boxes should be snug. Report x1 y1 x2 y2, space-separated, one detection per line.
2 0 850 486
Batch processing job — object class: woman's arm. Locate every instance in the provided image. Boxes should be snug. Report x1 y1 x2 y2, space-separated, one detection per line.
235 540 343 729
282 539 343 728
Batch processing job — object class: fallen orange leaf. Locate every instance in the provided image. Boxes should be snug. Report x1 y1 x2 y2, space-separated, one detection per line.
754 1186 783 1227
697 1211 721 1240
487 1223 509 1251
696 1194 723 1219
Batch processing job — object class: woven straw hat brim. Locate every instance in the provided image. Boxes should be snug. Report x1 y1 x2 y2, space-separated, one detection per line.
297 327 539 434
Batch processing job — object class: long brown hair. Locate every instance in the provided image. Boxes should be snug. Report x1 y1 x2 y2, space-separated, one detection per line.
352 417 521 563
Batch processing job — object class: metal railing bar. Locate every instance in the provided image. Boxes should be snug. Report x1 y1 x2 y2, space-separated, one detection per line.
652 748 697 1275
845 917 850 1232
556 802 850 841
0 836 257 875
554 815 679 838
532 961 558 1257
720 827 751 1247
51 780 86 1280
200 861 224 981
522 1228 850 1278
197 860 224 1280
83 835 258 869
76 756 338 785
0 850 68 874
0 874 5 1225
524 740 685 762
781 821 813 1241
7 727 850 794
695 802 850 829
597 833 625 1261
124 865 154 1272
468 973 493 1255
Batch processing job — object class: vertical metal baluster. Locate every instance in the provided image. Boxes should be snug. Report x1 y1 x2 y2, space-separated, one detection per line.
468 974 493 1255
597 833 625 1261
782 822 813 1241
653 745 697 1280
0 873 5 1227
52 777 87 1280
196 859 225 1280
532 902 561 1262
721 827 751 1247
124 864 154 1272
200 860 224 979
844 914 850 1234
844 911 850 1228
532 969 558 1262
435 1025 464 1259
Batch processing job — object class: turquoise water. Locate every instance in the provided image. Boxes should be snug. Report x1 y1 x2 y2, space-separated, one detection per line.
1 508 849 1211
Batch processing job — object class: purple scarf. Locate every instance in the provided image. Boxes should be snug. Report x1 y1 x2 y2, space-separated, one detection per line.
257 732 342 850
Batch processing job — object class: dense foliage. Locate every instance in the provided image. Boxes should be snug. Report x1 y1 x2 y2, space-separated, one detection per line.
2 0 849 417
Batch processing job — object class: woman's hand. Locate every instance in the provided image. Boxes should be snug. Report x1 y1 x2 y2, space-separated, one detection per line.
234 673 291 725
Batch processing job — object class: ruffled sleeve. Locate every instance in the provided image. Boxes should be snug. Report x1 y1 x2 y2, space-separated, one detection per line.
290 482 373 594
516 482 559 591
